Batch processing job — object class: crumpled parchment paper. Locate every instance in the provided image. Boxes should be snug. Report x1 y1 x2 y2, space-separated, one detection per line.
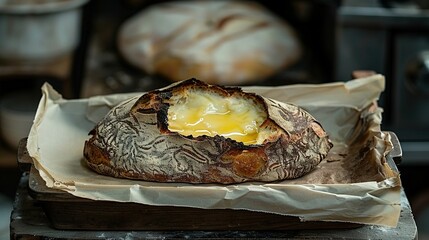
27 74 401 227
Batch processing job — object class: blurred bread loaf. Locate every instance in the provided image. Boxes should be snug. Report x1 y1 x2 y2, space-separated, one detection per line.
118 0 302 85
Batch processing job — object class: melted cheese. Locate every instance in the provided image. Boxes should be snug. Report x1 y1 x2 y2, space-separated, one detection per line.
167 90 266 145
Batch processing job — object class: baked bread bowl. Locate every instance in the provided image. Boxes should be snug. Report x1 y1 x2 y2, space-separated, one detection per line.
117 0 302 85
83 79 332 184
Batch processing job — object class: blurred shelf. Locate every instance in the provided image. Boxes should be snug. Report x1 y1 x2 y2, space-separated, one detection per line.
0 54 72 80
0 53 74 98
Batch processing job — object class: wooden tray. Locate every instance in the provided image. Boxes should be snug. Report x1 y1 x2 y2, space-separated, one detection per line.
17 133 402 231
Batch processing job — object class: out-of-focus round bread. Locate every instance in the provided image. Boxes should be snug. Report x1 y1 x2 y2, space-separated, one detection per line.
117 0 302 85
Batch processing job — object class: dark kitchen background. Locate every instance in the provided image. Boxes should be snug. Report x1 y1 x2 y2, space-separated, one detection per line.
0 0 428 238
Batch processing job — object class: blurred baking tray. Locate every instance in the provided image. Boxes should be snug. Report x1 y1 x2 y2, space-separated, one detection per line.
16 135 402 231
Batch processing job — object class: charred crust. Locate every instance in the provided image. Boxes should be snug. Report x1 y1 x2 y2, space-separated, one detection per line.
131 90 171 134
158 90 173 99
88 128 96 136
157 103 170 134
131 92 161 114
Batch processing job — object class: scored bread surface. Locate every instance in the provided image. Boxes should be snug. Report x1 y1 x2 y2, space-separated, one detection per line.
117 0 302 85
84 79 332 184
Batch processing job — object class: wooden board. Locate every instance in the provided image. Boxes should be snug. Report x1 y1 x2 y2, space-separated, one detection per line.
26 165 364 231
11 172 418 239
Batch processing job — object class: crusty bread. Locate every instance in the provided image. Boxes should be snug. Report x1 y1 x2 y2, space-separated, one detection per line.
117 0 302 85
83 79 332 184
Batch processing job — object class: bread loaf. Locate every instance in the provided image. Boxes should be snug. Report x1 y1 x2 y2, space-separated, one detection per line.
83 79 332 184
118 0 302 85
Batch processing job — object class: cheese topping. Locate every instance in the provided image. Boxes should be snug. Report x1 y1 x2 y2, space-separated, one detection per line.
167 90 266 145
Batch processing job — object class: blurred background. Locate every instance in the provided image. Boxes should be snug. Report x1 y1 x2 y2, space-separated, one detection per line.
0 0 428 238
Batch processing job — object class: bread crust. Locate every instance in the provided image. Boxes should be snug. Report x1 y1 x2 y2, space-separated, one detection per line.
83 79 332 184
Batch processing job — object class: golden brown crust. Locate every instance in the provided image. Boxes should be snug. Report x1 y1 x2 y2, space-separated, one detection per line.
83 79 333 184
221 148 268 178
84 135 109 166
